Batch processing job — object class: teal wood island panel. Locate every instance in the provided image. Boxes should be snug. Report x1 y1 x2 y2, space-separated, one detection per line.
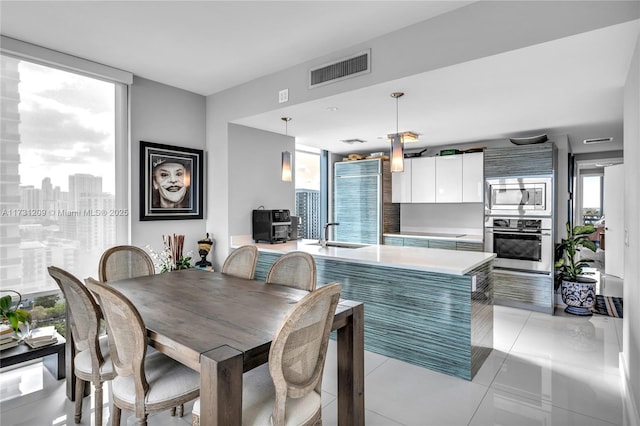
255 251 493 380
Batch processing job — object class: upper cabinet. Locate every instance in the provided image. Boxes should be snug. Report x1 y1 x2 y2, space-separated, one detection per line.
435 155 463 202
411 157 436 203
393 152 484 204
462 152 484 202
484 143 554 178
391 158 412 203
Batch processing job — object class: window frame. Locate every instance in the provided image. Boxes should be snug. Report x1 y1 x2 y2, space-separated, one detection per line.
0 39 131 328
1 36 132 245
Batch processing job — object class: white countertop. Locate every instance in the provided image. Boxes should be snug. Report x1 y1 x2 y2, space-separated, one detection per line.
231 235 494 276
383 232 483 243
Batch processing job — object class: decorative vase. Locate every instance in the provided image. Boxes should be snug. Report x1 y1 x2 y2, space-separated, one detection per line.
560 277 597 316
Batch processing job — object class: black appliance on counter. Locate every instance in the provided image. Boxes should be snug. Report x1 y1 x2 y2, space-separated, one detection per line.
252 209 291 243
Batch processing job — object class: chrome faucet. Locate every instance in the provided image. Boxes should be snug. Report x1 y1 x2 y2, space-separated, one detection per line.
320 222 340 247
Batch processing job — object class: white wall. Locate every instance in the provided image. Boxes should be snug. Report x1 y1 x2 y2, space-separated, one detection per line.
130 76 207 259
227 124 295 237
622 32 640 424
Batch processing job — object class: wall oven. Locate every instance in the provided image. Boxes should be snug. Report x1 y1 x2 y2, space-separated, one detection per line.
485 177 553 216
485 216 553 274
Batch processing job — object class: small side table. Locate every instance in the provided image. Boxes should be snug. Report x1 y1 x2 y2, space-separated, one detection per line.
0 331 66 380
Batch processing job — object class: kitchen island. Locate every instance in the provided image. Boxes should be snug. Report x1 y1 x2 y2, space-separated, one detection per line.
231 236 494 380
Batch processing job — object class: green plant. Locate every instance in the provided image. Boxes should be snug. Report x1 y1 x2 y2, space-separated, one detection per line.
34 294 59 308
0 290 32 332
146 244 193 273
555 222 597 282
175 254 193 271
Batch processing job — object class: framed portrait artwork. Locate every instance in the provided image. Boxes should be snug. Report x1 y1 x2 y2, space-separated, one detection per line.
140 141 204 221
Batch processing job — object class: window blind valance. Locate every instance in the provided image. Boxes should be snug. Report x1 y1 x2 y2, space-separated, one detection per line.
1 35 133 85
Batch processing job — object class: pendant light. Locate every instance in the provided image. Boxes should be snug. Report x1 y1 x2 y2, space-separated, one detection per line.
281 117 292 182
390 92 405 173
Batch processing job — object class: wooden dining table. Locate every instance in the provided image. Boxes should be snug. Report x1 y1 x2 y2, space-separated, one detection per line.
77 268 364 425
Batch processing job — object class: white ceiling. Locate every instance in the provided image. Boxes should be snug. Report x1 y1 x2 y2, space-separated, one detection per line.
1 1 638 155
0 1 472 95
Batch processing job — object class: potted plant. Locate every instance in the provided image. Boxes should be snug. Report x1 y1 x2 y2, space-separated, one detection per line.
146 234 193 273
0 290 32 332
555 222 598 315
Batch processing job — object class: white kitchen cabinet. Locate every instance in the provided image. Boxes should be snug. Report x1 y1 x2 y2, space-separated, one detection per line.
435 155 463 202
462 152 484 202
391 158 412 203
394 152 484 204
411 156 436 203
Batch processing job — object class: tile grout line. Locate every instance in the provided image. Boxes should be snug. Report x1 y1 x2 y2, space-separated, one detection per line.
466 382 493 426
501 309 532 354
364 356 390 377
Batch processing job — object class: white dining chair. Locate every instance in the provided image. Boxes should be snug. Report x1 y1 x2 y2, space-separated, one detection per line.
47 266 115 426
191 282 342 425
85 277 200 426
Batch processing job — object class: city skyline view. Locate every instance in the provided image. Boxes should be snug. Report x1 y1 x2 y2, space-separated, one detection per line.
1 54 118 298
16 58 115 193
16 173 111 194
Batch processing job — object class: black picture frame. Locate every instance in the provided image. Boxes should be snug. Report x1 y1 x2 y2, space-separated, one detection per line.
140 141 204 221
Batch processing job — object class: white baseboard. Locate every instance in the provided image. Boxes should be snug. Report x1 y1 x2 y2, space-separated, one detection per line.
620 352 640 426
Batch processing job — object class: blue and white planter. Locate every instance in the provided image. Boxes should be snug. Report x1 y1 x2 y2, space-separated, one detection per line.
561 277 597 316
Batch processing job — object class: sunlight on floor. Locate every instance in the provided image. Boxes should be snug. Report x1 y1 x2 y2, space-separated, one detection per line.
0 361 44 401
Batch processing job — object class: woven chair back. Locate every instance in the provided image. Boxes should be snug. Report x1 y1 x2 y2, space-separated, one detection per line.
268 282 341 423
85 278 149 395
98 245 155 282
266 251 317 291
47 266 103 357
221 245 258 280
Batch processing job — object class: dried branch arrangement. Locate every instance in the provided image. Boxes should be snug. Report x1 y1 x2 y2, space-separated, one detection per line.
147 234 192 273
164 233 185 270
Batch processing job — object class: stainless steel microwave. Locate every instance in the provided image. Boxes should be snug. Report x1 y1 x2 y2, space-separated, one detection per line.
485 177 553 216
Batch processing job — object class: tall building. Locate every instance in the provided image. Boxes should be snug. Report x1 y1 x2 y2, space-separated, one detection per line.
41 177 55 213
65 173 115 278
295 189 320 239
20 185 42 209
68 174 102 211
0 55 23 289
20 241 48 293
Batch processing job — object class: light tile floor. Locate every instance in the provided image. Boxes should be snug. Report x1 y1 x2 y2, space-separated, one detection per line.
0 281 625 426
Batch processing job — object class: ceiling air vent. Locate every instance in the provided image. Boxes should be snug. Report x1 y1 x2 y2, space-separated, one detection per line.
583 137 613 145
310 49 370 88
340 138 367 144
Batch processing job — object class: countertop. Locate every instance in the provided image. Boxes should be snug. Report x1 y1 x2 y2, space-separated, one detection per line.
231 235 494 276
383 231 483 243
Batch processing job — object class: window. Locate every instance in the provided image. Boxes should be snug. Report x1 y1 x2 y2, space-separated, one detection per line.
295 146 321 239
581 174 603 225
0 50 128 331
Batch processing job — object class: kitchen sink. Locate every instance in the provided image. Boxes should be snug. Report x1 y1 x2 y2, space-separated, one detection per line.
305 241 368 249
